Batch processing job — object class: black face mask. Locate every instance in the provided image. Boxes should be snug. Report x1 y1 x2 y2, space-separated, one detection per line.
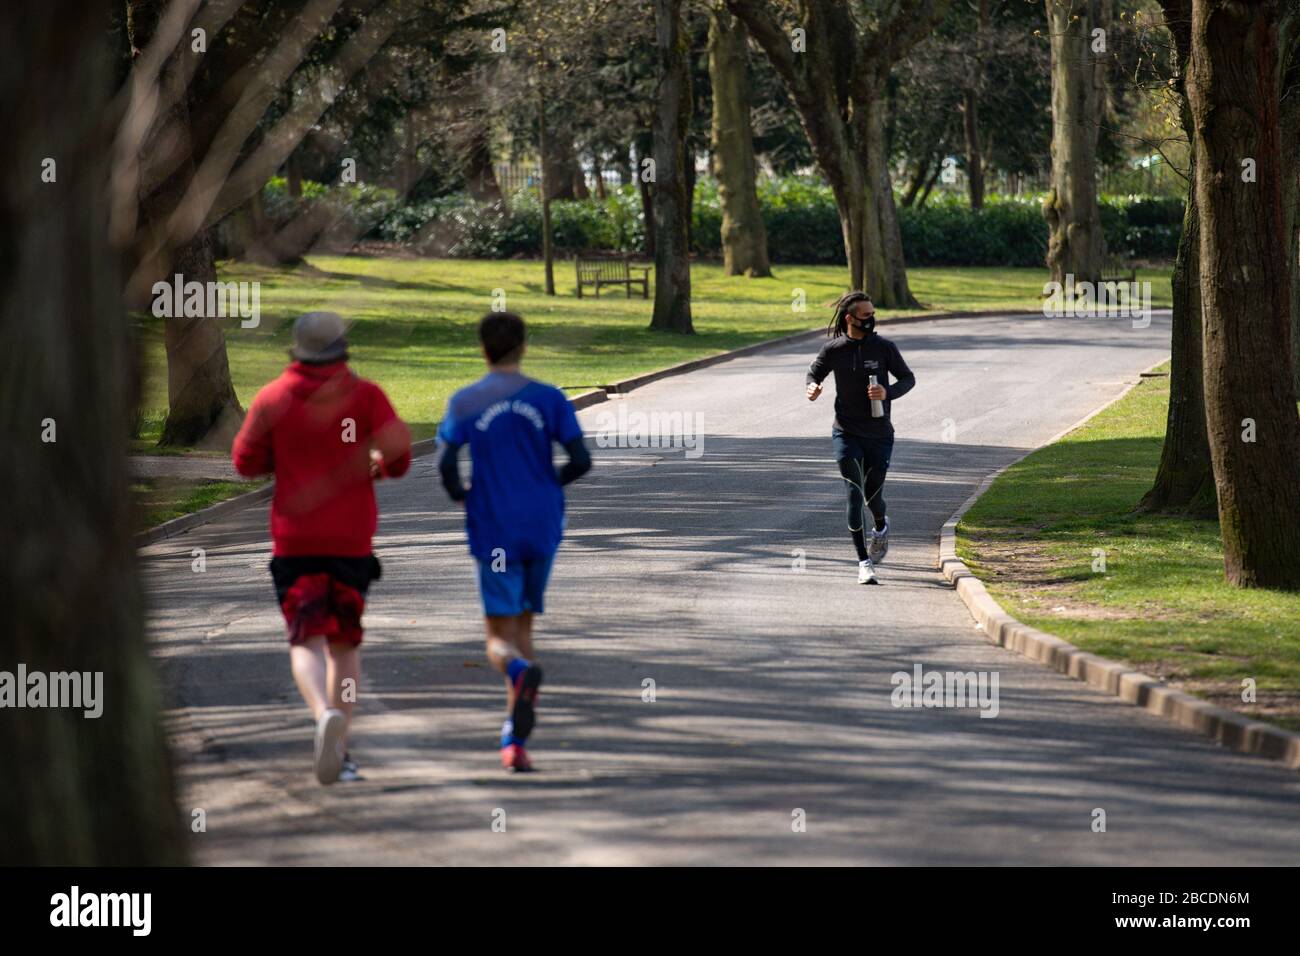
848 312 875 334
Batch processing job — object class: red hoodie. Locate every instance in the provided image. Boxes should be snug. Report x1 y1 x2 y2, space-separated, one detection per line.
232 361 411 557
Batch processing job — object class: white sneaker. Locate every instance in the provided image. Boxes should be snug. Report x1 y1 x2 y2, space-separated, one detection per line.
869 519 890 564
858 559 879 585
314 708 346 785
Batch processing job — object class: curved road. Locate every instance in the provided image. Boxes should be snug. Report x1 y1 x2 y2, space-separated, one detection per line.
144 309 1300 865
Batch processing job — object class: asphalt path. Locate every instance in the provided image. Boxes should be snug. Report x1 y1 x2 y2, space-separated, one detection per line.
144 308 1300 864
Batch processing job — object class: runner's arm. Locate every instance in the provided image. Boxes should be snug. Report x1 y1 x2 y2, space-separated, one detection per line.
438 441 467 501
558 437 591 486
370 385 412 478
232 395 273 477
886 342 916 400
805 345 831 386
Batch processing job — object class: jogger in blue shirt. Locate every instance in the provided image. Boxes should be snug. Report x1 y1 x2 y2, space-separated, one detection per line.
437 311 591 772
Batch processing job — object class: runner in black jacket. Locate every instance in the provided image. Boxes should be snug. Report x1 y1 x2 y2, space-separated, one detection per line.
805 291 915 584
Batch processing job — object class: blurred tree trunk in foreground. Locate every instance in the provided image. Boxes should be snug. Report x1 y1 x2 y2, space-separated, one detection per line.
0 2 187 863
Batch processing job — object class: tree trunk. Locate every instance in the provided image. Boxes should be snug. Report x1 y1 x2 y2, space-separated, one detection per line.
1140 182 1216 515
127 0 243 449
916 158 943 207
287 147 303 199
962 0 990 210
1279 9 1300 394
708 4 771 276
1143 0 1216 516
543 127 580 201
827 86 916 305
537 89 555 296
962 88 984 210
651 0 694 333
1043 0 1104 287
1 0 187 865
726 0 941 308
636 131 656 257
1187 0 1300 589
462 119 501 202
901 150 935 208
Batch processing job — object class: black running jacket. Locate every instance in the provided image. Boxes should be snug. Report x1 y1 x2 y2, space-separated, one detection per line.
806 332 916 438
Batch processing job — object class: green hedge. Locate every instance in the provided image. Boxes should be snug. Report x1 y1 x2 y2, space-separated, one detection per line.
250 176 1182 265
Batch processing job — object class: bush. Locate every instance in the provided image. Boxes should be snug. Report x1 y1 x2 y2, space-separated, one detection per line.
354 177 1183 265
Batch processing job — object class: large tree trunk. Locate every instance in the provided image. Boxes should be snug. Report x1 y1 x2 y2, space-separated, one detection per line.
813 78 914 304
727 0 943 307
869 94 914 305
708 4 771 277
1043 0 1104 287
1187 0 1300 590
1 0 187 864
157 229 244 448
127 0 243 449
1143 0 1216 516
651 0 694 333
1279 8 1300 394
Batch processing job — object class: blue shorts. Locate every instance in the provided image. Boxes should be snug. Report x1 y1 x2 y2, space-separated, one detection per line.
476 552 556 617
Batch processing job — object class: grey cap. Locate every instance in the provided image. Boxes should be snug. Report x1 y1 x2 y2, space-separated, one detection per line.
290 311 348 363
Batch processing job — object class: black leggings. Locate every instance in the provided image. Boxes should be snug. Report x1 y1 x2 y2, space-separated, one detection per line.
838 457 888 560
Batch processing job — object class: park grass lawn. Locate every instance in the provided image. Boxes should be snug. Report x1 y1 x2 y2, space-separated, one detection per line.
132 477 264 531
132 256 1174 445
956 364 1300 731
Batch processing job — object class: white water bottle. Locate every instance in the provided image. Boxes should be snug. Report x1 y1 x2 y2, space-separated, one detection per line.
869 374 884 418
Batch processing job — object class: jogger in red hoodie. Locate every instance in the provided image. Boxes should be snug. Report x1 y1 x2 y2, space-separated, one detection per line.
233 311 411 785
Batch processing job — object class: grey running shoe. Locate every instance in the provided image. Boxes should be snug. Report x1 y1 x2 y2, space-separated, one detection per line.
869 518 890 564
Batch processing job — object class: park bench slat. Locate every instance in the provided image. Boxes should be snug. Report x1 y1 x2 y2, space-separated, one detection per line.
575 254 652 299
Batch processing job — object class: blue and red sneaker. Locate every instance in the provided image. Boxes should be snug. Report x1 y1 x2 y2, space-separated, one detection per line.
501 743 533 773
509 662 544 741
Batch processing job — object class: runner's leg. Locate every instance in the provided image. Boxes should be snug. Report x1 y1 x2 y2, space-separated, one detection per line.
290 636 329 719
837 457 870 561
861 438 892 531
326 640 360 746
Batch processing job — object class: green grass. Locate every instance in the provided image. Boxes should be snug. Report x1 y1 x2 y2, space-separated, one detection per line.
956 364 1300 730
132 257 1173 444
132 478 264 531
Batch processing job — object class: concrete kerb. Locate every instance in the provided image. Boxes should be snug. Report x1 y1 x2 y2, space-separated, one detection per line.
937 358 1300 771
136 307 1036 547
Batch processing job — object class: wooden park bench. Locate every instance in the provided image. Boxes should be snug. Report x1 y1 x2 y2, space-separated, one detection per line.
1100 254 1137 285
575 254 651 299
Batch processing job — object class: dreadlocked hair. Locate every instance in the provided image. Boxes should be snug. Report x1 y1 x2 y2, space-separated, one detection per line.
826 290 873 337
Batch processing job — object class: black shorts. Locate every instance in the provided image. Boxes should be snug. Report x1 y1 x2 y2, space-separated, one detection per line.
269 555 382 604
831 427 893 471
